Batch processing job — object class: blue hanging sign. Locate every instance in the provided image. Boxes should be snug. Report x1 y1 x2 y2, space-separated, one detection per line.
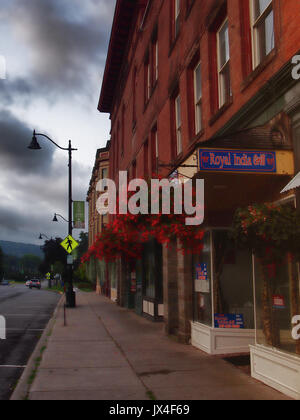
199 149 276 173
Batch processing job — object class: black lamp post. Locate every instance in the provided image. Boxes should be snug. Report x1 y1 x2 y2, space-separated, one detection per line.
28 130 77 308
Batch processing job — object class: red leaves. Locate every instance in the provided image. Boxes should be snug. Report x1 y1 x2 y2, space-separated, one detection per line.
82 176 205 264
82 212 204 264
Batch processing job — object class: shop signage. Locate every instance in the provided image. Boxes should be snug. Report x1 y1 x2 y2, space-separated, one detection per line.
195 263 210 293
214 314 244 329
199 149 276 173
272 295 285 309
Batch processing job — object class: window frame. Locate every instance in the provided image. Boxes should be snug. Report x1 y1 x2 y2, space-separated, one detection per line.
216 17 231 108
151 126 159 175
175 94 182 156
193 61 203 135
175 0 181 39
250 0 274 69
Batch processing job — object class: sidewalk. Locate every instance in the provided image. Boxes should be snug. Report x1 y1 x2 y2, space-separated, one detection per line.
27 292 290 400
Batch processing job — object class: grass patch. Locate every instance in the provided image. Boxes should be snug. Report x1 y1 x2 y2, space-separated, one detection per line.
27 342 48 386
146 390 157 401
46 285 64 294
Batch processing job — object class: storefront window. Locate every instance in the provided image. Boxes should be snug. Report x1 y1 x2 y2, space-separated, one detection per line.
254 256 300 356
193 231 213 327
143 240 158 299
97 260 106 287
212 230 254 329
109 262 117 290
193 229 255 330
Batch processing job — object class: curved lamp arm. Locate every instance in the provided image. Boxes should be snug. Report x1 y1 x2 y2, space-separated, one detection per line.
39 233 50 240
30 130 78 151
53 213 74 226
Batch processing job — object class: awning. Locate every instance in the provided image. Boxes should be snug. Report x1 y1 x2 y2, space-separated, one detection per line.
281 172 300 193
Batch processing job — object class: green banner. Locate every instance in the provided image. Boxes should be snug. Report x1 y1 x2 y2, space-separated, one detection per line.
73 201 85 229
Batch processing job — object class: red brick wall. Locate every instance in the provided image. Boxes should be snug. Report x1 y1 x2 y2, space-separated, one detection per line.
105 0 300 187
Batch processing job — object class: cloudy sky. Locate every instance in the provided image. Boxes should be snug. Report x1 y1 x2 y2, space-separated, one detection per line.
0 0 116 245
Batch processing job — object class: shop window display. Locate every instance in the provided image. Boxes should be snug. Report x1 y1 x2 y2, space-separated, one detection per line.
193 231 212 326
213 230 254 329
193 229 254 330
254 256 300 355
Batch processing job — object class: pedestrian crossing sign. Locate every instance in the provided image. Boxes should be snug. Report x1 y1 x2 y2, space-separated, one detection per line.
61 235 79 254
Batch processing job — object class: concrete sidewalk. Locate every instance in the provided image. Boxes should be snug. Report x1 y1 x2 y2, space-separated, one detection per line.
27 292 290 400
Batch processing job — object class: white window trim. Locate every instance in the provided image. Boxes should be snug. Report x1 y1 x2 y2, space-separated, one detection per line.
250 0 274 69
194 61 202 134
175 0 180 38
155 41 159 81
217 18 230 108
175 94 182 155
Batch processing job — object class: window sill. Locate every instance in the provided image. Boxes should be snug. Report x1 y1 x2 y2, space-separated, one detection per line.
241 49 277 92
209 98 233 126
143 82 158 113
189 129 205 145
171 152 184 168
132 121 137 134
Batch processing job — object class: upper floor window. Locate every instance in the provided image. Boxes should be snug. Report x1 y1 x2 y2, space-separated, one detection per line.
175 94 182 155
144 52 151 104
152 39 158 83
175 0 180 38
217 18 231 108
132 66 137 127
250 0 274 68
194 62 202 134
101 167 108 179
144 140 149 178
151 126 159 175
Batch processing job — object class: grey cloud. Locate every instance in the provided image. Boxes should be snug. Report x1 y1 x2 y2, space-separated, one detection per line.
0 141 90 244
2 0 114 102
0 109 54 175
0 203 67 244
0 78 33 106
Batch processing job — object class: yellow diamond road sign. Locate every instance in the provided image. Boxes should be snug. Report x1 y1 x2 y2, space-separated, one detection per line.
61 235 79 254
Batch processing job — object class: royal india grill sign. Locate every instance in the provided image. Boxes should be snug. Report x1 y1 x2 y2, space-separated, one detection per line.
199 149 277 173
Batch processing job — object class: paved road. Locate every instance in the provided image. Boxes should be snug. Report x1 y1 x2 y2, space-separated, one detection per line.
0 282 60 400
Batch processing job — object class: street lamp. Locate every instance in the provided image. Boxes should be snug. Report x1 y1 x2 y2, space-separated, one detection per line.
53 213 73 225
39 233 50 240
28 130 78 308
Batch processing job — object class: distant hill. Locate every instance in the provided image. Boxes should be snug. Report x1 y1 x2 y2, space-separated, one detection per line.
0 240 43 258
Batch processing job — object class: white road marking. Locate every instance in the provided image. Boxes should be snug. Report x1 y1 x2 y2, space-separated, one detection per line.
1 314 50 317
0 365 27 368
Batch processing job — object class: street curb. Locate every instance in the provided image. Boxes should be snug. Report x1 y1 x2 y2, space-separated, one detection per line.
10 294 65 401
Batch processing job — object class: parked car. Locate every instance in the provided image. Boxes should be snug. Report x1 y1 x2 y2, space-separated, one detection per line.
25 280 31 287
29 279 41 290
0 279 9 286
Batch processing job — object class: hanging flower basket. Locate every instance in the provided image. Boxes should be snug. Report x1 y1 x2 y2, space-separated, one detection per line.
82 179 204 264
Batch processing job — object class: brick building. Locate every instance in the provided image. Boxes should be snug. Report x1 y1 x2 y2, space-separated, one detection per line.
96 0 300 398
87 143 110 295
